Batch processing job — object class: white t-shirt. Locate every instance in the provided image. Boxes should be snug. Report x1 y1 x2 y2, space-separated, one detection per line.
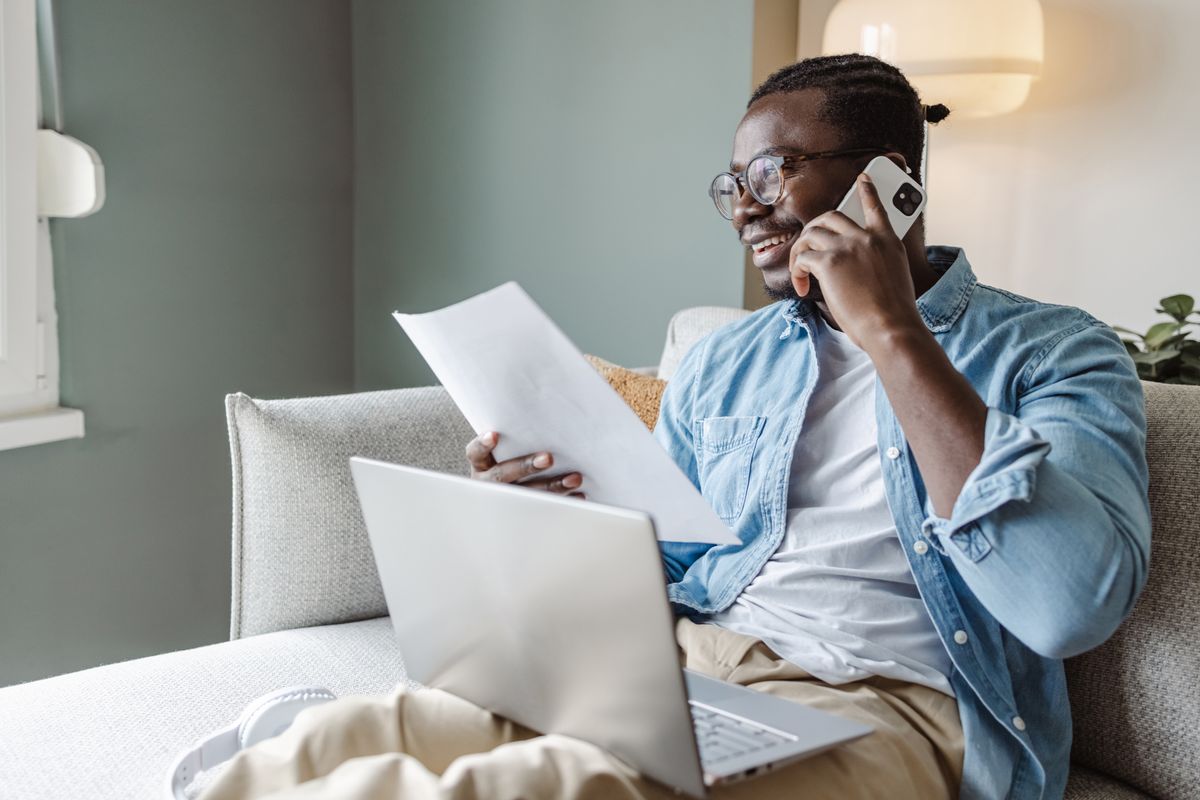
709 316 954 695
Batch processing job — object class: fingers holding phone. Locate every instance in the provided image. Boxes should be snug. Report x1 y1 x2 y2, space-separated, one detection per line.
788 159 928 348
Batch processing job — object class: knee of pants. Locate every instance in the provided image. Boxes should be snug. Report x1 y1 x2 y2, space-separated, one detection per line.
438 735 653 800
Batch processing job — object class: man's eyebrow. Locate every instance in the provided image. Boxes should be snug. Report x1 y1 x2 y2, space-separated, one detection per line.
761 146 804 157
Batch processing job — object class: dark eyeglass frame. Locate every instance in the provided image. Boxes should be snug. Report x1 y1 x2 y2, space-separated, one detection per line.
708 147 890 220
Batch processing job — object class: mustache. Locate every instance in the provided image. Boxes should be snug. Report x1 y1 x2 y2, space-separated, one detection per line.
740 223 803 245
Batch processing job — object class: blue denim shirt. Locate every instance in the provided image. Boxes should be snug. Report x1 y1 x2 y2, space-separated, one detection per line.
653 247 1151 800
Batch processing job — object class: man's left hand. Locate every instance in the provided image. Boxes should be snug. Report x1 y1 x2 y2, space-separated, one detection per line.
789 173 925 351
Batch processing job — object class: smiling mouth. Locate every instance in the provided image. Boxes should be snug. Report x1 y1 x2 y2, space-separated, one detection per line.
748 230 799 265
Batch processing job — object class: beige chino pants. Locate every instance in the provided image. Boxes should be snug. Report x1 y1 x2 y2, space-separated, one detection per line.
200 619 963 800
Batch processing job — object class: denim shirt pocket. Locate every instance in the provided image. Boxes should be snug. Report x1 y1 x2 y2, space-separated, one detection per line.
695 415 766 525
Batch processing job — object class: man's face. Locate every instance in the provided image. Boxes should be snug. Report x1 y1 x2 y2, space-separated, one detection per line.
729 89 868 302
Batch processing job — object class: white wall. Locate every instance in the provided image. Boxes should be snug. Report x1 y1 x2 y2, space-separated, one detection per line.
801 0 1198 334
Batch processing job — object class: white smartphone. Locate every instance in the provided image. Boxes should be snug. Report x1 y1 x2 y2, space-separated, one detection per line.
835 155 927 240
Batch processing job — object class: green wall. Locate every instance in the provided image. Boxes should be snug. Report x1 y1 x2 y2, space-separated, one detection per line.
352 0 753 389
0 0 753 686
0 1 354 686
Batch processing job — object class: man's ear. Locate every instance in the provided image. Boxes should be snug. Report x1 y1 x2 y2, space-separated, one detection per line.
884 151 911 175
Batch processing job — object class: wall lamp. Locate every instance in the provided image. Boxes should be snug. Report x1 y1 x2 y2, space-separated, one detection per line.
822 0 1044 119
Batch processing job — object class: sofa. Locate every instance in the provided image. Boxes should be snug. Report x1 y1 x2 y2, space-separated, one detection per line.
1 306 1197 799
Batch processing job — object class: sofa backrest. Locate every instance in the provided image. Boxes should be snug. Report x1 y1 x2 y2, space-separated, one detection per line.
656 306 752 381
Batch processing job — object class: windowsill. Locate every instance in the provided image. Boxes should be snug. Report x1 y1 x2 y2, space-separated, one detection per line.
0 407 85 452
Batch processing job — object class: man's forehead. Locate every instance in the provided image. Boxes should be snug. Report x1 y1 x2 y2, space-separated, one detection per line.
730 89 836 168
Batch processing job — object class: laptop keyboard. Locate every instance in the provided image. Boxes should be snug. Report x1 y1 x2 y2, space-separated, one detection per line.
689 702 794 767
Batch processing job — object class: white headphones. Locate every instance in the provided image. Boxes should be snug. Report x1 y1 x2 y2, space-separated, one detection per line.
165 685 336 800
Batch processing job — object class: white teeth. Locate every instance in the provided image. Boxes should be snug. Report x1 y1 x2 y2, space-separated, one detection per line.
752 234 790 253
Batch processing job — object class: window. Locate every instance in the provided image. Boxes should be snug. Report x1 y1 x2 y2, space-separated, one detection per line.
0 0 82 450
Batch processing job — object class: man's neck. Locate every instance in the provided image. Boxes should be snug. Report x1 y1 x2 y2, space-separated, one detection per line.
906 242 939 299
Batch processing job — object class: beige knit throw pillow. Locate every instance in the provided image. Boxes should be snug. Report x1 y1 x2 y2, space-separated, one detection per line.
583 355 667 431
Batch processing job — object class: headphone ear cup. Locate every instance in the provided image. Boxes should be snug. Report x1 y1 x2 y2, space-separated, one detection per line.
236 686 337 749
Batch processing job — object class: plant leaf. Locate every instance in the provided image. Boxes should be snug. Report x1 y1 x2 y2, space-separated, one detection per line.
1111 325 1145 339
1123 340 1142 357
1160 294 1195 320
1144 321 1184 349
1181 340 1200 357
1132 347 1181 365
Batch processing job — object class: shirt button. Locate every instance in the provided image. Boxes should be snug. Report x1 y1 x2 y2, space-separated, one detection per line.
1013 716 1027 731
913 540 929 555
885 446 901 460
953 630 969 645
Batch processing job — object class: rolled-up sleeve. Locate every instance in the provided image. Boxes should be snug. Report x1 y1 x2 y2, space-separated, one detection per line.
922 322 1151 659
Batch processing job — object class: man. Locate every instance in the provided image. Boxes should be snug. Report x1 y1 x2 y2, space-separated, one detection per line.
202 55 1149 800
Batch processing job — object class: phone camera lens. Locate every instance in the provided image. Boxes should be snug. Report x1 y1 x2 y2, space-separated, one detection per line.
892 184 921 215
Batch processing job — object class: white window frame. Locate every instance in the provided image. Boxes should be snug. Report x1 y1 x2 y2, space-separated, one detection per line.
0 0 82 450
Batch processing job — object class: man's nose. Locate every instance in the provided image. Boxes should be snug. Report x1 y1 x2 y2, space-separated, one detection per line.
731 186 770 230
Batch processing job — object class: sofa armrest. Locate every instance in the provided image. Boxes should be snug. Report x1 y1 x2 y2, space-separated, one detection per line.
0 618 406 800
225 387 473 639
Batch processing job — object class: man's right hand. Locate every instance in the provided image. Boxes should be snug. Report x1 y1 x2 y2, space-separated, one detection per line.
465 431 586 499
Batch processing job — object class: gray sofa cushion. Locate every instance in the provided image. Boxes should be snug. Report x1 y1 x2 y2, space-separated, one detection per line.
1065 766 1153 799
226 388 473 639
0 618 405 800
1065 382 1200 799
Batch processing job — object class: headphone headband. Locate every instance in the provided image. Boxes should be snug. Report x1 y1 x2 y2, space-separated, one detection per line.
166 686 336 800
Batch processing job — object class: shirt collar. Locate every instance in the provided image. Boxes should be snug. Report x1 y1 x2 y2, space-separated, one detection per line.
778 245 976 336
917 246 976 332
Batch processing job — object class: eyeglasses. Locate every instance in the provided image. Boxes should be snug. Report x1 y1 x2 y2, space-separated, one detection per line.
708 148 888 220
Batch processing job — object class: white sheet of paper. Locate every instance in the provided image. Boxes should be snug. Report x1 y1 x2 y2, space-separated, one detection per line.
393 283 737 545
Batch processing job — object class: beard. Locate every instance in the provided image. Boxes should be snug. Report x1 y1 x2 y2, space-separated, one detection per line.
763 276 822 303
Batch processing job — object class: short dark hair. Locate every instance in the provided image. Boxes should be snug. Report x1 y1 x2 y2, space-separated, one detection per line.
749 54 949 177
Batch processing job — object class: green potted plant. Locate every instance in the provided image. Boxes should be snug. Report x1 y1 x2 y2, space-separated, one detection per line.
1114 294 1200 385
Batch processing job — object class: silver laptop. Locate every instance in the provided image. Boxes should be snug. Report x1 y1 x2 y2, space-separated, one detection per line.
350 457 871 798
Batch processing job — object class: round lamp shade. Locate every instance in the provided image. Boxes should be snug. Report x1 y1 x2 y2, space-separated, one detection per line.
823 0 1043 118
